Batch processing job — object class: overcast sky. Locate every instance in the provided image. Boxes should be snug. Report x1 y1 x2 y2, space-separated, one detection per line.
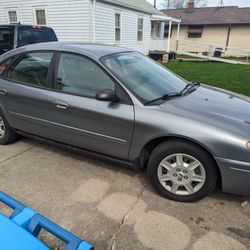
146 0 250 8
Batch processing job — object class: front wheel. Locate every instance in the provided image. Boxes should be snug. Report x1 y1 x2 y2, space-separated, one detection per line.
147 140 218 202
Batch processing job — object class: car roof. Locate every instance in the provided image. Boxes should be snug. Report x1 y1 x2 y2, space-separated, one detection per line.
0 42 133 60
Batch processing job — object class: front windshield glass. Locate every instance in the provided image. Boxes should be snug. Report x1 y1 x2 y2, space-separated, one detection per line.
102 52 187 104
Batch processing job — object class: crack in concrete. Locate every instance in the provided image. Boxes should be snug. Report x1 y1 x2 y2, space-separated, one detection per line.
109 184 145 250
0 144 38 166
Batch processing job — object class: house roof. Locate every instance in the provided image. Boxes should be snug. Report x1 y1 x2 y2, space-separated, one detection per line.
100 0 164 15
162 6 250 25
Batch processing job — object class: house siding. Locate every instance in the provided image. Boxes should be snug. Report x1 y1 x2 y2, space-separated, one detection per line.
169 24 250 56
0 0 90 42
92 1 152 54
0 0 168 55
170 25 228 51
228 25 250 51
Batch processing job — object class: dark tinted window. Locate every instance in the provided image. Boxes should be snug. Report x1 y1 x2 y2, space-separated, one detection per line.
7 52 53 87
56 53 115 97
18 28 32 46
18 27 57 46
43 28 57 42
0 27 14 46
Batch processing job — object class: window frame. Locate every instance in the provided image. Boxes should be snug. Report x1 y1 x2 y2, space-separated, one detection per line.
187 25 203 38
33 7 48 26
6 9 18 24
0 50 56 90
114 12 122 42
51 51 132 104
137 18 144 42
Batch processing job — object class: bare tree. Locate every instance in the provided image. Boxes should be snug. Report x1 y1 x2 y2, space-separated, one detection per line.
162 0 207 9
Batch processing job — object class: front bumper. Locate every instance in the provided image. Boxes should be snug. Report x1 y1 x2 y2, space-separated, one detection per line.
215 157 250 196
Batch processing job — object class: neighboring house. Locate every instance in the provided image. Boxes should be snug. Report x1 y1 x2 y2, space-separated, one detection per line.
163 3 250 56
0 0 180 55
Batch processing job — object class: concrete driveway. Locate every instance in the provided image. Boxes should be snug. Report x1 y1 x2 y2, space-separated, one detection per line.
0 138 249 250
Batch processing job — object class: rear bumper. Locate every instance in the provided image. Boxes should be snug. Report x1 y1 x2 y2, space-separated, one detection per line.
215 157 250 196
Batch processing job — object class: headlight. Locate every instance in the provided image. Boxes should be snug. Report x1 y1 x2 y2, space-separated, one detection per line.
247 142 250 151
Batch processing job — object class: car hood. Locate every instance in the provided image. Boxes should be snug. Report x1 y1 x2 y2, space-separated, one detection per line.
159 85 250 137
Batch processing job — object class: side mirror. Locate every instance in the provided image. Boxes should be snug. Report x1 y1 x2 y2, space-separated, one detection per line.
96 89 119 102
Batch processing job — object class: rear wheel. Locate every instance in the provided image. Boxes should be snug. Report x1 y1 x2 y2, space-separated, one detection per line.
0 112 17 145
147 140 218 202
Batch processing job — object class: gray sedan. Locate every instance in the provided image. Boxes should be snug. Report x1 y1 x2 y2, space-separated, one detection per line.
0 43 249 202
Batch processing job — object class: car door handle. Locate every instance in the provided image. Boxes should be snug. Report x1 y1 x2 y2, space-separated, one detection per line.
56 104 68 110
53 100 69 110
0 89 7 95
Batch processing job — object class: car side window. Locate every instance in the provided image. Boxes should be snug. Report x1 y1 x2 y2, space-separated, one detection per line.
6 52 53 88
56 53 115 97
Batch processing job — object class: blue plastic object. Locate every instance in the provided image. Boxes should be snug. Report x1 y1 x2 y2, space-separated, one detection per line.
0 214 49 250
0 192 94 250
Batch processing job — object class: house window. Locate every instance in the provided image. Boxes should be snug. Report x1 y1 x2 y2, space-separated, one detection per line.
137 18 143 41
151 21 155 37
8 11 18 23
188 26 203 38
164 25 172 38
35 9 47 25
151 21 161 39
115 13 121 42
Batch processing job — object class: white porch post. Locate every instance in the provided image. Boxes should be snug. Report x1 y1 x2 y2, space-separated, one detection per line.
167 20 172 53
176 22 180 51
160 22 165 50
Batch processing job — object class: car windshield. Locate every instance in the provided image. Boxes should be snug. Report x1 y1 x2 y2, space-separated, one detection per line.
102 52 187 104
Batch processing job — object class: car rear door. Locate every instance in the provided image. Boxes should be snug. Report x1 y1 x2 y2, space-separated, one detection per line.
0 51 54 138
47 52 135 159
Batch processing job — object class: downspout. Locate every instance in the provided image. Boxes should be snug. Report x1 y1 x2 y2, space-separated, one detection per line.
176 21 181 51
225 24 231 50
92 0 96 42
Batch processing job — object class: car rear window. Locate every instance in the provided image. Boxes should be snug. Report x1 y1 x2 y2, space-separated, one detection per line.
18 27 57 46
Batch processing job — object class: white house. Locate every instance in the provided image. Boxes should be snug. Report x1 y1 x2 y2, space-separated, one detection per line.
0 0 181 55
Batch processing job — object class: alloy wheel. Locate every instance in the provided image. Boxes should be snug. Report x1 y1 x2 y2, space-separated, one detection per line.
0 116 5 139
157 153 206 196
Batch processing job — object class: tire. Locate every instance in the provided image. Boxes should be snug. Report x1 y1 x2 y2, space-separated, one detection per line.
0 111 17 145
147 140 218 202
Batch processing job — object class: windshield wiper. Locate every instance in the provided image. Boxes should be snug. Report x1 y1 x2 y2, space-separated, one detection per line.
180 82 201 95
145 92 182 105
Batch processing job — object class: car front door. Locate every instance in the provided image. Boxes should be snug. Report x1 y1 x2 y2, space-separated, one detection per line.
0 51 54 138
47 52 134 159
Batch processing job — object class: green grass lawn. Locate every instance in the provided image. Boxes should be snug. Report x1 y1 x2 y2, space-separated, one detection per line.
164 61 250 97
